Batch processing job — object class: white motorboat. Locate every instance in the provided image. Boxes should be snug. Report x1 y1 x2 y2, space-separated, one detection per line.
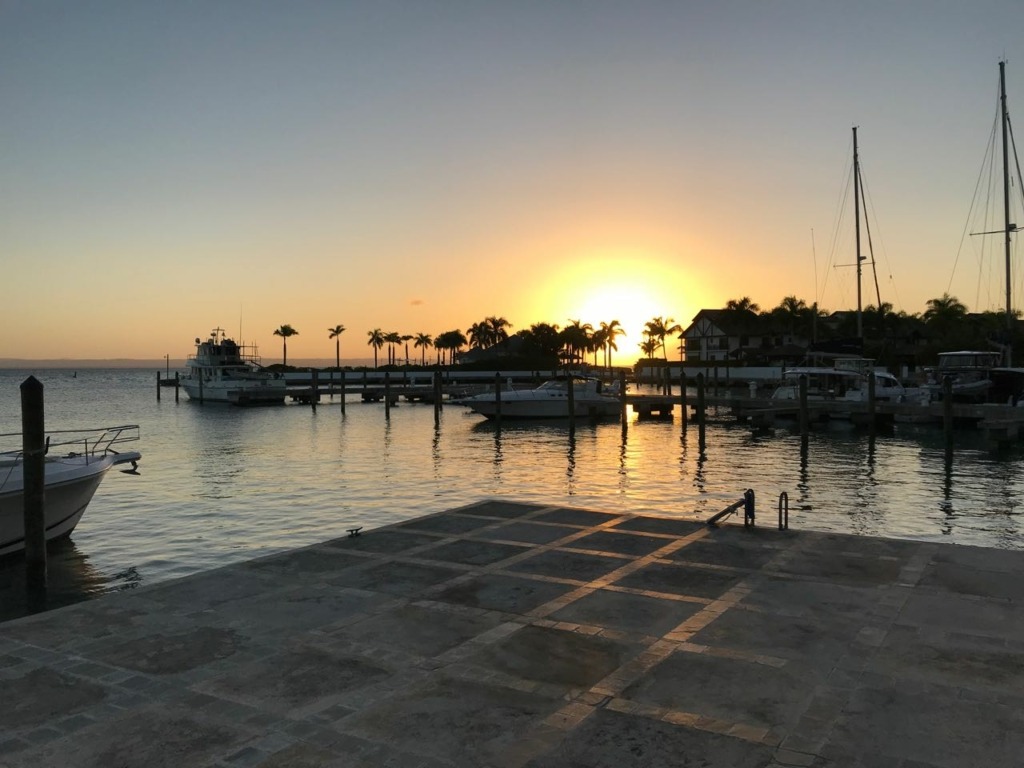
181 328 287 405
923 351 1002 403
772 364 912 403
0 425 141 556
458 376 621 419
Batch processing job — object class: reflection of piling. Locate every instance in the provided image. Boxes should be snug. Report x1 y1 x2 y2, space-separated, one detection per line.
384 372 391 419
175 372 179 403
799 375 809 438
696 373 706 452
21 376 47 592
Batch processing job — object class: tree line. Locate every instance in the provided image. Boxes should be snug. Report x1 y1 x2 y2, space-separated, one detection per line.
268 291 1015 370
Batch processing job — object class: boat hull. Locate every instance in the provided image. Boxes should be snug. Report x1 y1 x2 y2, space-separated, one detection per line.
465 397 620 420
0 453 138 556
180 380 287 405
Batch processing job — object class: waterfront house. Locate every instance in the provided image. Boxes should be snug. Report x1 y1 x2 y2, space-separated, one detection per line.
681 309 810 363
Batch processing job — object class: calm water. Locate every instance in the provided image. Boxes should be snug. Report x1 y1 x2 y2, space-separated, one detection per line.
2 368 1023 618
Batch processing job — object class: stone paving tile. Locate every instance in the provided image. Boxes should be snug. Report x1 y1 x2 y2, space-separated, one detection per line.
894 590 1024 640
565 530 670 557
548 587 703 638
916 558 1024 601
239 546 367 576
325 560 465 597
338 602 505 658
623 649 821 733
611 516 705 537
431 572 577 614
615 561 744 600
470 624 643 690
765 549 905 587
821 683 1024 767
397 513 500 535
524 708 775 768
414 538 531 566
466 500 550 519
531 507 621 527
337 675 564 766
85 626 245 676
504 549 627 582
474 520 582 545
669 536 782 570
1 667 109 731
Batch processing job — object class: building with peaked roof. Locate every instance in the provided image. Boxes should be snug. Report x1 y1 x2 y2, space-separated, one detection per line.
681 309 810 364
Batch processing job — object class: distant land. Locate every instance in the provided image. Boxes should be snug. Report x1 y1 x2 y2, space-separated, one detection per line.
0 358 377 370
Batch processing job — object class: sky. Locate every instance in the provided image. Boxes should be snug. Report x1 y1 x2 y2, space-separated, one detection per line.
3 1 1024 365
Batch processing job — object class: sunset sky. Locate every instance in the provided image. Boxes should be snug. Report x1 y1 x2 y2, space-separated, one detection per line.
3 1 1023 365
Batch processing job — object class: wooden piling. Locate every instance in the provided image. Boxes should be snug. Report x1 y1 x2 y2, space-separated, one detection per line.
943 376 954 446
619 370 627 425
175 371 179 403
156 371 161 402
494 372 502 423
867 371 876 434
799 374 809 437
568 374 576 434
20 376 47 592
340 371 346 414
433 371 441 423
384 372 391 419
696 372 706 452
679 368 688 430
198 374 204 404
311 370 318 412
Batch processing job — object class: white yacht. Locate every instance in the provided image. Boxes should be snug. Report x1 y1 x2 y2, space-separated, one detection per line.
458 376 621 420
181 328 287 405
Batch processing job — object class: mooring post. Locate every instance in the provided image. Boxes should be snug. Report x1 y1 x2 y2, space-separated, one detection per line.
568 374 576 434
494 372 502 423
311 370 318 412
21 376 47 592
340 371 346 414
697 372 706 452
943 376 954 446
384 371 391 419
867 371 877 434
679 367 687 430
198 374 204 404
433 371 441 423
619 369 627 425
174 371 180 403
799 374 809 437
156 371 161 402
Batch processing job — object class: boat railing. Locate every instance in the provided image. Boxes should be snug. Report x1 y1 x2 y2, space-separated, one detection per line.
0 425 141 465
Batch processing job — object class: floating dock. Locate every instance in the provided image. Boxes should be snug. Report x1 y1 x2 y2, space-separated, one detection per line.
3 501 1021 766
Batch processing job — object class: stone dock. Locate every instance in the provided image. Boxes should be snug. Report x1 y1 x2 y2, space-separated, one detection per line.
1 500 1022 767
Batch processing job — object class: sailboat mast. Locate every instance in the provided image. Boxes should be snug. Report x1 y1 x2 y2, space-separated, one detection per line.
1001 61 1012 337
853 126 863 338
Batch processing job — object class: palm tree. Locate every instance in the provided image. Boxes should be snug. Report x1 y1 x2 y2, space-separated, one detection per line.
599 320 625 371
401 334 414 366
638 338 659 359
726 296 761 313
367 328 385 369
380 332 399 366
328 324 346 369
485 316 512 345
273 324 298 367
560 319 593 366
414 333 433 366
435 329 467 365
644 316 681 361
923 293 968 325
467 321 489 349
